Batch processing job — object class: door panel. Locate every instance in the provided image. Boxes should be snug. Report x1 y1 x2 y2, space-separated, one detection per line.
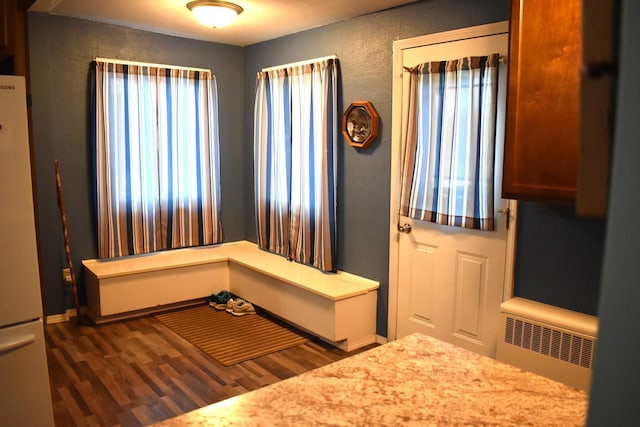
393 26 511 357
454 252 485 338
407 243 437 326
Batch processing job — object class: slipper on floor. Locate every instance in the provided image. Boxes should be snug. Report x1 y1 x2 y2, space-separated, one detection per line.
208 290 236 310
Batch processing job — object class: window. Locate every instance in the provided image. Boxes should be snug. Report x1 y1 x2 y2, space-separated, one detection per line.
400 55 500 231
94 59 223 258
254 58 338 271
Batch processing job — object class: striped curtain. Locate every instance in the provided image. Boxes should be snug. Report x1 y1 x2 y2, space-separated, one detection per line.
400 54 499 231
254 58 337 272
95 60 223 258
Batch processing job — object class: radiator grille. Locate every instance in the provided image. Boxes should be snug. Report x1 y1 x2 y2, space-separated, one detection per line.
504 316 594 369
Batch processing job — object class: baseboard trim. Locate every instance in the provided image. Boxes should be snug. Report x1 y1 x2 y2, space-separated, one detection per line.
45 308 78 324
376 335 388 345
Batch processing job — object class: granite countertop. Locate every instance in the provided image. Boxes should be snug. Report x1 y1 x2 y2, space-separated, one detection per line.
154 333 588 426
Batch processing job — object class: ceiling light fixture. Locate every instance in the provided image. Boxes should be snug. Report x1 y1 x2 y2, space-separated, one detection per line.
187 0 243 28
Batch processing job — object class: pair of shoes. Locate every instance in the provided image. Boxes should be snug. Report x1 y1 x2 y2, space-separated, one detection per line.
225 298 256 316
208 291 236 310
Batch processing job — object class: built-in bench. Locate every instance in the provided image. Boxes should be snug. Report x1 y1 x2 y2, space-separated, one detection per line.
82 241 379 351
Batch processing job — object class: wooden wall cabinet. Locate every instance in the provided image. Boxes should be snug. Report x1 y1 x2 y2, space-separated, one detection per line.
0 0 15 69
577 0 616 218
502 0 582 204
0 0 32 76
0 2 7 49
503 0 616 217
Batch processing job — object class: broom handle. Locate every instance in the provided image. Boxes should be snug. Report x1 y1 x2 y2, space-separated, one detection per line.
54 160 81 317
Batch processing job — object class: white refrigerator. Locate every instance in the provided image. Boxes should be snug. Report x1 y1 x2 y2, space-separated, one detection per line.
0 75 55 426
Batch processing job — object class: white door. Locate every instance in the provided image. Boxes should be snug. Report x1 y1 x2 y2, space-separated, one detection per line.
388 23 516 357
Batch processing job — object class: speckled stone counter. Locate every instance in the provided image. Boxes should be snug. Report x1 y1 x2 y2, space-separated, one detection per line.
154 333 588 426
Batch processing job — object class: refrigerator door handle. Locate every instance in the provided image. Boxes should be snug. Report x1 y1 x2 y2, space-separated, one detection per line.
0 333 35 355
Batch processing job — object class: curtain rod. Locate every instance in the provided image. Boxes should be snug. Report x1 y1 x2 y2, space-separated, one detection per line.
403 55 508 72
261 55 337 72
94 57 210 73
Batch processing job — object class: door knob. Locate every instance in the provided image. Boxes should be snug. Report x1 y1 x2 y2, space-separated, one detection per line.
497 207 510 229
398 223 412 233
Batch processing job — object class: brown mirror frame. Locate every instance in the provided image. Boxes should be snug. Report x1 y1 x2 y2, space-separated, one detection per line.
342 101 379 149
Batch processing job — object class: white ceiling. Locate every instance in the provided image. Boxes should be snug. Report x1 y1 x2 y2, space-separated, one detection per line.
29 0 418 47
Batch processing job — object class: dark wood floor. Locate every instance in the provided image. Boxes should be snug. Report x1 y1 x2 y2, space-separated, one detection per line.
45 312 377 427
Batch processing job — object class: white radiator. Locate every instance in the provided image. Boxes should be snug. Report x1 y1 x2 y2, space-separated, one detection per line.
496 297 598 391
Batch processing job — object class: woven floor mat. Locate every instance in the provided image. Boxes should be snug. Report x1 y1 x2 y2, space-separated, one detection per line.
154 304 310 366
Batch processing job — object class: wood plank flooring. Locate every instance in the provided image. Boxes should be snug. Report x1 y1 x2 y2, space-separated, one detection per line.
45 313 377 427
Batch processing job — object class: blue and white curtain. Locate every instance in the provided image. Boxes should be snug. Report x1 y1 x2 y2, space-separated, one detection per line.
400 54 500 231
95 60 223 258
254 58 338 272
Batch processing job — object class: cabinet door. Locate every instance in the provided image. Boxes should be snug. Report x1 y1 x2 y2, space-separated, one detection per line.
502 0 582 203
0 0 16 73
577 0 615 218
0 0 10 51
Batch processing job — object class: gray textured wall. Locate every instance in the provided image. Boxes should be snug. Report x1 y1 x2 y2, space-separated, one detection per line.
28 14 245 315
587 0 639 422
243 0 508 336
27 0 605 338
514 202 605 315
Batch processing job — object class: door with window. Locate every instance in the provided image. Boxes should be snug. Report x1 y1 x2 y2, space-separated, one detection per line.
389 23 515 357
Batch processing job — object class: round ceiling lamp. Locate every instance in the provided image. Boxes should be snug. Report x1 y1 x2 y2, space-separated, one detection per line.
187 1 243 28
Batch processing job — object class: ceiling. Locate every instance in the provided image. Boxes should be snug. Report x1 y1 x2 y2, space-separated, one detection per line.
29 0 418 47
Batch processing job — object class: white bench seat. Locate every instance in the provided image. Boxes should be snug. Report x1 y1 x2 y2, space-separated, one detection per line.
82 241 379 351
